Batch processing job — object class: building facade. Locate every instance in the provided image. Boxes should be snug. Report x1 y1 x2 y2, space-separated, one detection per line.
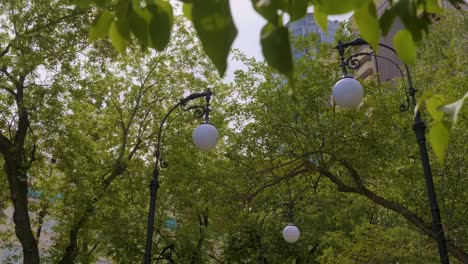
353 0 404 82
287 13 341 60
354 0 465 82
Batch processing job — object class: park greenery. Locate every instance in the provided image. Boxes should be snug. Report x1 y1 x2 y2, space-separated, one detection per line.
82 0 467 77
0 0 467 263
82 0 468 165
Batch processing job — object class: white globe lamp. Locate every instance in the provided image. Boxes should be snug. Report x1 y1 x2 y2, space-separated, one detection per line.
192 123 218 151
282 223 300 243
332 77 364 108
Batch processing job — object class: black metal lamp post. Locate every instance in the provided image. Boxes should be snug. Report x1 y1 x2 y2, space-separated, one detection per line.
333 38 449 264
144 89 218 264
258 202 300 264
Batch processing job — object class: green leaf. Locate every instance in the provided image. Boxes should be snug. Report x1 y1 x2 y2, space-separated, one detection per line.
75 0 92 8
114 0 129 17
261 24 293 75
109 20 129 53
425 0 443 14
251 0 280 25
429 121 451 165
426 95 445 121
147 1 174 51
354 1 379 50
95 0 111 7
314 8 328 33
393 29 416 65
440 91 468 124
89 10 114 41
183 3 193 21
289 0 307 21
128 8 150 46
316 0 369 15
193 0 238 76
394 0 425 42
414 91 433 117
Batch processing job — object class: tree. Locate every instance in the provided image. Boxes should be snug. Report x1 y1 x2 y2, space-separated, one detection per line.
1 1 466 263
80 1 467 139
212 11 467 262
0 0 227 262
0 0 92 261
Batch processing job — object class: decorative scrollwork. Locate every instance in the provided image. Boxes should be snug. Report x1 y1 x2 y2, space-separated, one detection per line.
344 52 374 71
182 105 207 118
399 98 411 112
346 57 361 70
337 39 419 115
160 160 169 168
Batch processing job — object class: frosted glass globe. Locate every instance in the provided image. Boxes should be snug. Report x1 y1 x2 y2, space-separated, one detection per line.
332 77 364 108
192 123 218 151
282 224 300 243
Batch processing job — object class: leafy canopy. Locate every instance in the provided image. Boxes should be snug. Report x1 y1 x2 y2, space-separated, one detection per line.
81 0 465 80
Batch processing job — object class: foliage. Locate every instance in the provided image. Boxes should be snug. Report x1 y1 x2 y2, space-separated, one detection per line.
0 0 94 262
211 12 467 262
412 11 468 165
318 222 437 263
0 2 466 263
81 0 465 81
0 0 227 262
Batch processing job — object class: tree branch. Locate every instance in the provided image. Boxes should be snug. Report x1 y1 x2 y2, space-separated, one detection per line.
0 43 11 58
23 10 87 37
0 67 18 86
36 201 49 239
0 85 16 97
58 210 91 264
14 107 29 155
246 164 309 202
304 157 468 263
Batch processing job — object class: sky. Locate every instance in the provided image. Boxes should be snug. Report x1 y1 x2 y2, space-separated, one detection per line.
224 0 352 81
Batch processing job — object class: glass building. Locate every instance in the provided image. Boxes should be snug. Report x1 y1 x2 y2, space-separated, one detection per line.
287 13 340 60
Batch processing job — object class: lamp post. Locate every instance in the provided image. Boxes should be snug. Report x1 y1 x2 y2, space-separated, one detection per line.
258 202 300 264
333 38 449 264
144 89 218 264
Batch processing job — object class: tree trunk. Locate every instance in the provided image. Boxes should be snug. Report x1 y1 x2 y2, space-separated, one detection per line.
0 99 40 263
4 156 40 263
58 163 128 263
59 213 89 264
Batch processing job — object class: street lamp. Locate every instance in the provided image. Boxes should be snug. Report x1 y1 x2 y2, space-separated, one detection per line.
193 123 219 151
333 38 449 264
332 76 364 108
144 89 218 264
282 224 300 243
258 202 300 263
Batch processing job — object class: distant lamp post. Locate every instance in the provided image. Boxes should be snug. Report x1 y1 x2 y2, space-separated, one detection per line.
144 89 218 264
333 38 449 264
258 202 300 263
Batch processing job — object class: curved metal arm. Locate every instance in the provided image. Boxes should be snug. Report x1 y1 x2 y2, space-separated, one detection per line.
343 51 411 112
154 89 213 168
258 206 278 264
335 38 416 112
